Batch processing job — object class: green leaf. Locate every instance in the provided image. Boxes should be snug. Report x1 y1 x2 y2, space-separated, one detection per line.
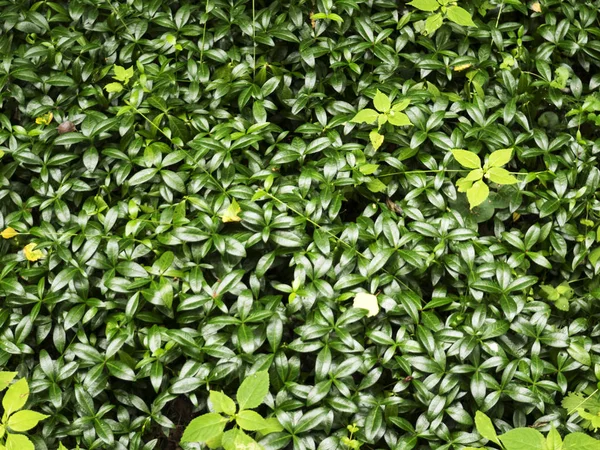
210 391 236 416
5 433 34 450
7 410 49 432
0 373 17 392
105 82 124 93
2 378 29 419
563 432 600 450
236 371 269 410
408 0 440 12
236 410 269 430
424 13 444 35
545 427 562 450
499 428 546 450
366 179 387 193
221 429 259 450
452 149 481 169
487 167 518 185
474 411 501 446
488 148 513 167
350 109 379 124
180 413 228 443
387 111 412 126
113 65 134 83
373 90 391 113
258 417 284 435
466 180 489 209
369 130 384 150
446 6 477 27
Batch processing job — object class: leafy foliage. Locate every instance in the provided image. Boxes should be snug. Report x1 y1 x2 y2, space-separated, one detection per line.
0 0 600 449
468 410 600 450
181 370 281 449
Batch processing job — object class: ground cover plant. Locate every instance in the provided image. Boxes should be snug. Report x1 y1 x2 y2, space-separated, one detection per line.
2 0 600 449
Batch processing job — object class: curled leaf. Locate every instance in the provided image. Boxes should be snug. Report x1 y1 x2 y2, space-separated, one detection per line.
220 199 242 223
23 243 44 262
35 112 53 125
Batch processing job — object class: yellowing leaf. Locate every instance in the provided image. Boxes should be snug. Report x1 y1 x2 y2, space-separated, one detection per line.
35 112 53 125
220 199 242 223
453 63 472 71
408 0 440 12
350 109 379 124
369 130 384 150
23 243 44 262
5 433 34 450
531 2 542 13
353 292 379 317
424 13 443 35
373 90 391 113
451 149 481 169
1 227 18 239
488 148 513 167
487 167 518 185
466 180 489 209
465 169 484 181
456 178 473 193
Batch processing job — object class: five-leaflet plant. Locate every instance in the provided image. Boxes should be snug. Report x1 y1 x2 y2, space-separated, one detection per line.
180 371 282 450
350 90 412 151
466 411 600 450
0 372 49 450
452 148 518 209
409 0 477 35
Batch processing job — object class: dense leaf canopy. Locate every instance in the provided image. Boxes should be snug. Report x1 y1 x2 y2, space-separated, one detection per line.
1 0 600 449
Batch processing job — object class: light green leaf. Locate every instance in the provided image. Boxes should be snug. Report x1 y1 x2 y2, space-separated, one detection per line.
7 410 49 432
350 108 379 124
209 391 236 416
237 371 269 411
2 378 29 419
326 13 344 23
499 428 546 450
236 410 269 431
424 13 444 35
545 426 562 450
408 0 440 12
5 433 34 450
488 148 513 167
475 411 501 446
563 432 600 450
359 164 379 175
387 111 412 126
113 65 134 83
258 417 284 435
105 82 124 93
222 428 259 450
465 169 484 181
369 130 384 150
58 443 68 450
446 6 477 27
366 179 387 193
392 99 411 111
373 90 391 113
456 178 473 193
467 180 489 209
487 167 518 185
180 413 227 443
0 373 17 392
452 149 481 169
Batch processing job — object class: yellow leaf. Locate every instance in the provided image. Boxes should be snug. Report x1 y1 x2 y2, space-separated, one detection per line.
453 63 472 71
1 227 18 239
531 2 542 13
353 292 379 317
35 112 53 126
23 243 44 262
369 130 384 150
220 199 242 223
